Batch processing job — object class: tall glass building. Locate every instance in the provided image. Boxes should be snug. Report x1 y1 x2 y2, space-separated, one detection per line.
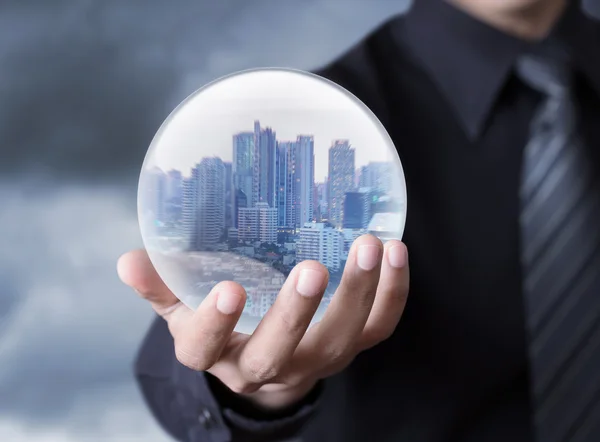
328 140 355 227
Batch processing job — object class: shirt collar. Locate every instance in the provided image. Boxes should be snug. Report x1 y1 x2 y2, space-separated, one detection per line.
393 0 600 140
553 2 600 97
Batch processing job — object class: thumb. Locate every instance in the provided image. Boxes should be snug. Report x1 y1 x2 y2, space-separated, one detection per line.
117 249 182 317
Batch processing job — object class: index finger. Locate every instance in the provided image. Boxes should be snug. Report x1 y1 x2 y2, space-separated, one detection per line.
290 235 383 378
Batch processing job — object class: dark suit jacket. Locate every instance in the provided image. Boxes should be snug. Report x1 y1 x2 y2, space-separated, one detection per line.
135 2 600 441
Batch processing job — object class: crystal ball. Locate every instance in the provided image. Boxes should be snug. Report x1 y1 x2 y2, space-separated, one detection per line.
138 68 407 335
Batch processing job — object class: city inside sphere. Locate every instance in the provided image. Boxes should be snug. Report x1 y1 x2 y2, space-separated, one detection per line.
138 68 407 335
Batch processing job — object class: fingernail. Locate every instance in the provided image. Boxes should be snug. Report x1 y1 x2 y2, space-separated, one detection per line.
216 292 242 315
357 245 381 271
388 245 407 269
296 269 324 297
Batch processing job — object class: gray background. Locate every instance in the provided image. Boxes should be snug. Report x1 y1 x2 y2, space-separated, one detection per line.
0 1 410 441
1 1 599 441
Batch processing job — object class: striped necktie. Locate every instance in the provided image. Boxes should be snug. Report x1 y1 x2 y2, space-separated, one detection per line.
517 50 600 442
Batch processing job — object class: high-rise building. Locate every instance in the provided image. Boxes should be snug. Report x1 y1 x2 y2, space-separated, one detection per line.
237 207 259 243
165 170 183 201
235 188 248 213
343 191 371 229
283 136 315 229
253 121 277 208
295 135 315 227
197 157 225 248
328 140 355 227
257 202 278 244
316 179 329 221
358 162 393 194
144 167 167 225
223 162 233 228
286 141 297 228
358 165 368 188
181 167 199 250
321 227 344 271
355 167 362 188
232 132 254 226
313 182 321 222
296 222 344 271
276 141 291 228
237 203 278 244
162 169 183 223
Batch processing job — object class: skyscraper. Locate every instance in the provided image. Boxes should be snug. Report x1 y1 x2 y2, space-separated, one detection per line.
237 203 277 244
257 202 278 244
181 167 199 250
359 162 393 194
165 170 183 202
237 206 259 243
144 167 167 225
253 121 277 208
162 169 183 224
286 141 298 228
328 140 355 227
276 141 291 228
295 135 315 227
343 191 371 229
282 136 315 229
232 132 254 226
297 222 344 271
223 162 233 228
197 157 225 248
314 181 328 222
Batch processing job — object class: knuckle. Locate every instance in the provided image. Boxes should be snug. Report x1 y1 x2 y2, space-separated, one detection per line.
279 309 308 336
198 327 228 350
386 287 409 310
322 344 352 367
343 277 378 308
226 378 259 395
352 286 377 309
283 372 310 389
363 326 394 346
134 288 152 300
174 343 214 372
243 356 280 383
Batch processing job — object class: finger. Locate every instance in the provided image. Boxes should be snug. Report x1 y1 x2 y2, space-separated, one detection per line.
237 260 328 385
358 241 409 351
294 234 383 376
117 249 182 316
175 281 246 372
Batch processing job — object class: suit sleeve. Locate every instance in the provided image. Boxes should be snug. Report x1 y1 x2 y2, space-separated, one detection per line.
134 315 322 442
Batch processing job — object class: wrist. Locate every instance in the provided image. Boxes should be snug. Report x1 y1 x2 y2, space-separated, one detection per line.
206 372 321 421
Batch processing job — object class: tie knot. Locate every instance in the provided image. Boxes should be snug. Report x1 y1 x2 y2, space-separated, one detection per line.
516 48 572 98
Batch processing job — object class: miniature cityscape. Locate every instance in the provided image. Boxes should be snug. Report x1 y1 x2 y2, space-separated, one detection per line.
140 120 404 318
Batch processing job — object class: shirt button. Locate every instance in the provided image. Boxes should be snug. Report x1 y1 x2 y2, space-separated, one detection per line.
198 408 213 428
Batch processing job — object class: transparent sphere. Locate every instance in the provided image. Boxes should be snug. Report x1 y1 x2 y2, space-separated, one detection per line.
138 68 407 335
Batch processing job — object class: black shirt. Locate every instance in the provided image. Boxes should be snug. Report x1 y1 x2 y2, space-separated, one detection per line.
134 1 600 441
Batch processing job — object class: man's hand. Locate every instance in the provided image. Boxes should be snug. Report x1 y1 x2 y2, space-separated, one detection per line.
117 234 409 411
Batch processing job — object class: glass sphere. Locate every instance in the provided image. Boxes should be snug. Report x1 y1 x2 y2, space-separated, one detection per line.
138 68 407 335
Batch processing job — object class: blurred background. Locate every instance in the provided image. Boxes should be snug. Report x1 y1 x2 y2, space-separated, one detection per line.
0 0 411 441
2 1 600 441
